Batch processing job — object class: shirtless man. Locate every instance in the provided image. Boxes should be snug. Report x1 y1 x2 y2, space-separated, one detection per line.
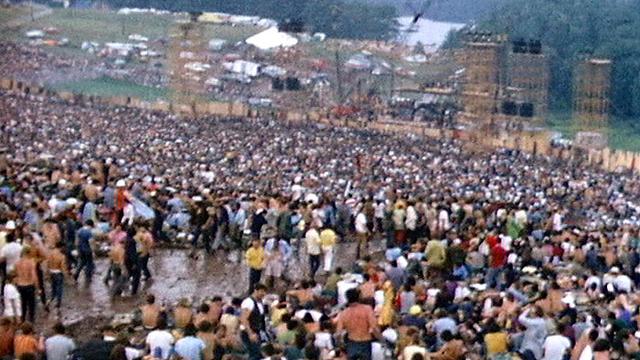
45 242 69 315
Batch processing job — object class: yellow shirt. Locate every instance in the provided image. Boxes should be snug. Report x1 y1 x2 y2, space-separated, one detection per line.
319 229 336 249
245 246 265 270
484 332 508 355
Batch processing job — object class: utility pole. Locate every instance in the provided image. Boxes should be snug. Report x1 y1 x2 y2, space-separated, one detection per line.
335 49 343 103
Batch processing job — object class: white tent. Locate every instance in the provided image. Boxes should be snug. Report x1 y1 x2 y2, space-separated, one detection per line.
245 27 298 50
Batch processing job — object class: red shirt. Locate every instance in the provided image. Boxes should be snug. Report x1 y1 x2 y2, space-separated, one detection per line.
490 244 507 268
486 235 499 249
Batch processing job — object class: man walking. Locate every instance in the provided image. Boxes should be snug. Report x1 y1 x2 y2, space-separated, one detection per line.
320 225 337 273
304 225 322 278
74 220 95 282
245 238 264 294
46 242 69 315
15 247 38 323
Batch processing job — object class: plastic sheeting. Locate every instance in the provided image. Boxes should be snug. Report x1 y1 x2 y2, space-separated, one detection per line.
246 27 298 50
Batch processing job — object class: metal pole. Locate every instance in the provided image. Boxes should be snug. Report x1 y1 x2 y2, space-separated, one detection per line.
335 49 343 103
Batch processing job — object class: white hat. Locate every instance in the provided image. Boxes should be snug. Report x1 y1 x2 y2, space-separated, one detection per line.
116 180 126 187
4 221 16 230
58 179 67 186
610 266 620 274
192 196 203 202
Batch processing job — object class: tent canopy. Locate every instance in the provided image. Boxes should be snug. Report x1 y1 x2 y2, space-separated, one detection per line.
246 27 298 50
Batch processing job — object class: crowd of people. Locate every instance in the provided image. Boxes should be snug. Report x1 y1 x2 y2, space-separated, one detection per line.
2 79 640 360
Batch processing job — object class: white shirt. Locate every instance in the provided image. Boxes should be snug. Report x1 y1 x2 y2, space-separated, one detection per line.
405 206 417 231
3 283 21 317
578 344 593 360
355 213 368 234
145 330 174 360
438 210 450 230
552 212 564 232
241 297 264 315
122 203 135 226
542 334 571 360
585 275 601 290
374 203 385 219
304 229 321 256
313 332 333 350
614 274 633 293
500 235 513 251
1 242 23 272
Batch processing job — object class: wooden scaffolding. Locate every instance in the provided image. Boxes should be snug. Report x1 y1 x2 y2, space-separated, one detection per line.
167 16 207 112
459 33 507 125
573 58 612 129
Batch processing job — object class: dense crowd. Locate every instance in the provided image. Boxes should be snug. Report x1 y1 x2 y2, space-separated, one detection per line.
2 86 640 360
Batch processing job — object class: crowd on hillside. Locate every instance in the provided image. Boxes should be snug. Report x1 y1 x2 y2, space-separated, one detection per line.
3 87 640 360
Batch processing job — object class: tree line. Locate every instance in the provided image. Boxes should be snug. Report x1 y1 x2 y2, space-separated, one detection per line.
446 0 640 119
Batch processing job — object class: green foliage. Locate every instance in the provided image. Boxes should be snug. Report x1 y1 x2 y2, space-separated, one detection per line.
448 0 640 119
51 76 167 101
100 0 398 40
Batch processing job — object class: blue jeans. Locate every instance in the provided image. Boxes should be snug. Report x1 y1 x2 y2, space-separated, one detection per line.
346 339 372 360
486 267 503 290
50 272 64 308
75 251 94 280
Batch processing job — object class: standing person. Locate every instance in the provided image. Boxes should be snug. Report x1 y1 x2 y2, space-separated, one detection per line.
124 228 141 296
44 323 75 360
23 234 48 312
245 238 264 294
1 233 23 292
240 284 268 360
405 200 418 245
355 208 369 259
74 220 94 282
190 199 208 257
134 225 154 281
304 225 322 278
336 288 381 360
319 225 337 273
45 242 68 315
518 306 548 360
263 234 292 289
3 272 21 323
230 202 246 251
486 238 508 290
62 213 78 271
108 238 127 297
14 248 37 323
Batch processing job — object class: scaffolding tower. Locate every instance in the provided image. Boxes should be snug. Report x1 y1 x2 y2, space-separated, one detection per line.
506 39 549 123
459 33 508 125
167 16 207 112
573 58 612 129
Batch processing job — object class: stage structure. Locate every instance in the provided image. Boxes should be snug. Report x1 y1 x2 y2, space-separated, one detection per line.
167 14 208 113
573 58 612 130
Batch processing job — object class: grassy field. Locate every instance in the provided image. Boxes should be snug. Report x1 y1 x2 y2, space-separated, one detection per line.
0 5 28 25
0 7 262 44
50 76 168 101
547 111 640 151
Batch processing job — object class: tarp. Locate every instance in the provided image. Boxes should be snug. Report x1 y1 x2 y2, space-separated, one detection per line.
246 27 298 50
131 197 155 220
198 12 228 23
